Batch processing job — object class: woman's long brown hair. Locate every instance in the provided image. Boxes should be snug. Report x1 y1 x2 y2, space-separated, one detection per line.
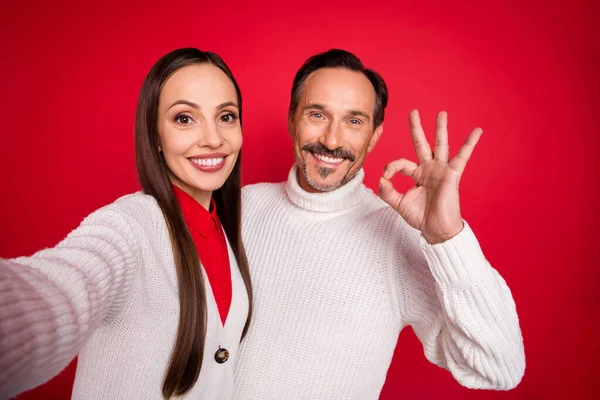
134 48 252 399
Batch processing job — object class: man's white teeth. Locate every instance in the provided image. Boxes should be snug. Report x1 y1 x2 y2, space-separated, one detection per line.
191 157 224 167
314 153 343 164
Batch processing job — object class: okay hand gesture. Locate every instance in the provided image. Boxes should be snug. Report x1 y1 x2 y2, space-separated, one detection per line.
378 110 483 244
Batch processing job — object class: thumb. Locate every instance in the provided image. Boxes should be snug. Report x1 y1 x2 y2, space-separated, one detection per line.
378 177 403 209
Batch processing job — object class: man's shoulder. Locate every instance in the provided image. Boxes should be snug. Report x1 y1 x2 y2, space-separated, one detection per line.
361 192 420 236
242 181 286 201
241 182 288 224
363 191 400 218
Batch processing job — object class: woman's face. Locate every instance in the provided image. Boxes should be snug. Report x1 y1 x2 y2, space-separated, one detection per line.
158 63 242 208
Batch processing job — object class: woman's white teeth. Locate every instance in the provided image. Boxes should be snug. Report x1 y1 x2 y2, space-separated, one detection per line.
314 153 343 164
191 157 224 167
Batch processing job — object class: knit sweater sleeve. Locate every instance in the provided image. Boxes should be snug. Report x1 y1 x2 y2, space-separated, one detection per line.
0 204 140 399
394 221 525 390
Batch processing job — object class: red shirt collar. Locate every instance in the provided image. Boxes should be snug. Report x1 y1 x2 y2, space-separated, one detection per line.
172 184 221 238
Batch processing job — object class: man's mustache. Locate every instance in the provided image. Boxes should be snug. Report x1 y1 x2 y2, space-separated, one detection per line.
302 143 356 162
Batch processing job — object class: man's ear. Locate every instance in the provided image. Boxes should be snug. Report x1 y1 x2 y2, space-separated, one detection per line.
367 123 384 152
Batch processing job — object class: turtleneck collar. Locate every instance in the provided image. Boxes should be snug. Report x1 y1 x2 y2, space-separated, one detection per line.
285 164 370 213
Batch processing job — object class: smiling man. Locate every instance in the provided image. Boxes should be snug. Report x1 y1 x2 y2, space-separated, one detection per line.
291 65 383 193
233 49 525 399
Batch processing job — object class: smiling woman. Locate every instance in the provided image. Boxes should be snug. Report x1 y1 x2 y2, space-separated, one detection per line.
0 48 252 400
157 63 243 209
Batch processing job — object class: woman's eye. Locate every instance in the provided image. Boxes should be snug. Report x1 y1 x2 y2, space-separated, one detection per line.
175 114 192 125
220 113 239 123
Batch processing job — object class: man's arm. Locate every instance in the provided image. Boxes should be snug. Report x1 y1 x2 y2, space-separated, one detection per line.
395 221 524 389
379 110 525 389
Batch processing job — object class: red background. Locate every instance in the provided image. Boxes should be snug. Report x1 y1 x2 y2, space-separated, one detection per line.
1 0 598 399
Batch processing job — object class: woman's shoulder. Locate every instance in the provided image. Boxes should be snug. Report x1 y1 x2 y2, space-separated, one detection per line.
82 192 163 231
112 192 160 212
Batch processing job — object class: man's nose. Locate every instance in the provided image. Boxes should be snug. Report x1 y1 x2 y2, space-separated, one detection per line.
320 122 342 150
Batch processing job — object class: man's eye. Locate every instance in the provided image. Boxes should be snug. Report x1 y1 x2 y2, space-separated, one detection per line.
349 119 361 125
311 113 323 119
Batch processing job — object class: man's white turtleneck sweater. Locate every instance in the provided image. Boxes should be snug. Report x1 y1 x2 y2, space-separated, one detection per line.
233 165 525 400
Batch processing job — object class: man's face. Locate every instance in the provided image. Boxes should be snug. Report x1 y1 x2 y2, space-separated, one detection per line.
290 68 383 193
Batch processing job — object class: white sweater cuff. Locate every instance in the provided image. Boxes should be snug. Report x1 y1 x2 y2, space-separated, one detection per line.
419 222 489 285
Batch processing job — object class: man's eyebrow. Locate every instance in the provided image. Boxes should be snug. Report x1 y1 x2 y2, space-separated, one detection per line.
348 110 371 121
303 103 327 111
304 104 370 120
168 100 200 110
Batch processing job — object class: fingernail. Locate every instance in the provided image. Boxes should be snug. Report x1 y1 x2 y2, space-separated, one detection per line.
378 183 382 193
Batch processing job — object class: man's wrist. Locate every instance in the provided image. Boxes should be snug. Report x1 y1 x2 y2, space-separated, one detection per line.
422 222 465 245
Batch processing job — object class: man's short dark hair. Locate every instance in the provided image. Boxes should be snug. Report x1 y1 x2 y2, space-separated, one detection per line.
289 49 388 129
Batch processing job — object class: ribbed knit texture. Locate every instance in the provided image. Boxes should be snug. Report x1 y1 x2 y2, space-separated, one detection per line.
233 165 525 400
0 193 248 400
